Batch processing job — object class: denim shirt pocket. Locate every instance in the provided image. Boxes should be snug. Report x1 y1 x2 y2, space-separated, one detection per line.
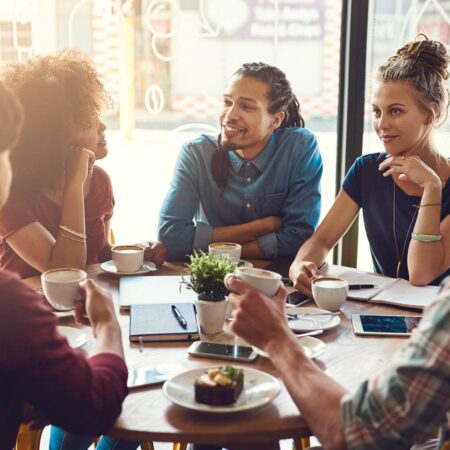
255 190 287 217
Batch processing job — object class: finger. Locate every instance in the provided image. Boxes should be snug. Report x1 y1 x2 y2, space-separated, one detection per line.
273 285 288 308
307 263 320 278
79 278 97 295
227 276 253 295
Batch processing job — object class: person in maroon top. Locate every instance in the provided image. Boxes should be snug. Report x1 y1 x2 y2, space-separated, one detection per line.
0 50 166 279
0 83 128 449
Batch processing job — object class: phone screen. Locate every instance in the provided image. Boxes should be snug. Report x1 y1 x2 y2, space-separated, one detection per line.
360 315 422 334
128 368 168 388
193 342 254 359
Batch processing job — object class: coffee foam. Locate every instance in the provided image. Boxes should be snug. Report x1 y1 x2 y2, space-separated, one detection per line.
239 268 280 279
314 279 347 288
43 269 86 283
210 243 240 250
112 245 143 254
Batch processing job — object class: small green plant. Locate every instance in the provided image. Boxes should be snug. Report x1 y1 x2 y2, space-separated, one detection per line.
183 251 237 302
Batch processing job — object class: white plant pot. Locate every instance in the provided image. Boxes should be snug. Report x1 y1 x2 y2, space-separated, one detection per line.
195 297 228 335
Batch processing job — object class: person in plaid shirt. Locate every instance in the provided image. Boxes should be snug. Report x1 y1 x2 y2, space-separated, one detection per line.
228 274 450 450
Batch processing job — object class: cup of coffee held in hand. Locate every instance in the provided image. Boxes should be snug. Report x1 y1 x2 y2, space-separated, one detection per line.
312 277 348 311
111 244 145 273
208 242 242 262
224 267 282 298
41 268 87 311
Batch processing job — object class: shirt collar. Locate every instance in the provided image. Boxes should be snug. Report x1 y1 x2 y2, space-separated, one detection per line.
228 132 277 174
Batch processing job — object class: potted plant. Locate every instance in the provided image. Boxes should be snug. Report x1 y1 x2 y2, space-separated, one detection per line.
183 251 237 334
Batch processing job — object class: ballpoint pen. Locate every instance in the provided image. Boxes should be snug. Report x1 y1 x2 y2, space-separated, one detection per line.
171 305 188 328
349 284 376 290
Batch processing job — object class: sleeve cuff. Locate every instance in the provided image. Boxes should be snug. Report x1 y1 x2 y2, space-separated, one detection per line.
257 233 278 259
193 221 213 252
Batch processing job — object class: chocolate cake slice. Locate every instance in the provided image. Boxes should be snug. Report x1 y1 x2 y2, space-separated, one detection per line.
194 366 244 406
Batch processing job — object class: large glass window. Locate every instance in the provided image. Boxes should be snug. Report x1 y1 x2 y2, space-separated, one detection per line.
358 0 450 271
1 0 343 244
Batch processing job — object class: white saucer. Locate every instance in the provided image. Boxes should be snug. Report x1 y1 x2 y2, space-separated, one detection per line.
100 260 157 276
287 307 341 333
57 326 89 349
253 335 325 359
163 366 281 413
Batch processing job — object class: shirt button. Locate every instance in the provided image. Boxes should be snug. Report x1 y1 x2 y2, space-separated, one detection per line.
246 162 251 167
246 202 251 209
247 177 251 183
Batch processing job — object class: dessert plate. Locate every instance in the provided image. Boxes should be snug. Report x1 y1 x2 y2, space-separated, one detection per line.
100 260 156 276
287 307 341 333
253 335 325 359
163 366 281 413
57 326 89 349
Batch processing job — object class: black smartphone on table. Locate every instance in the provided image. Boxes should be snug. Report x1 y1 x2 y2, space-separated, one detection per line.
188 341 258 362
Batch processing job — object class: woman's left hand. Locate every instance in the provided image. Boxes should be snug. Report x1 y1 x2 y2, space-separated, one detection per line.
378 155 441 188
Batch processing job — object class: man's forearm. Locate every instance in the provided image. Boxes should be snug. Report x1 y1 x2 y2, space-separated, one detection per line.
267 334 348 450
91 321 124 359
212 218 279 244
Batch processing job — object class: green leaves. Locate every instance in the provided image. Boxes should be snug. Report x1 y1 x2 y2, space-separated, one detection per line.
183 251 237 302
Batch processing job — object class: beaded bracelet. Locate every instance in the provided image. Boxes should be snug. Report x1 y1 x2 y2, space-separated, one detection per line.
411 232 442 242
59 224 87 239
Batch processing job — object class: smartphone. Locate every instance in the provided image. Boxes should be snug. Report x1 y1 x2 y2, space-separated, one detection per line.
287 290 310 305
352 314 422 337
188 341 258 362
127 364 184 389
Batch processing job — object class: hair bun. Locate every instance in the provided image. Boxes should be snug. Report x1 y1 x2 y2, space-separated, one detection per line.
397 34 450 80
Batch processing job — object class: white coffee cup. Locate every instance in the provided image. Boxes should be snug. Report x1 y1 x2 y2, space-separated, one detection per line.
111 244 145 273
312 277 349 312
41 268 87 311
209 242 242 262
224 267 282 298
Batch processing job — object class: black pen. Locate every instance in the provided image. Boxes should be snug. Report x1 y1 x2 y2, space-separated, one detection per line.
171 305 187 328
349 284 376 290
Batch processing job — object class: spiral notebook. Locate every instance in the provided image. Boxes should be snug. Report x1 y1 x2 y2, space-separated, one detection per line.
129 302 199 342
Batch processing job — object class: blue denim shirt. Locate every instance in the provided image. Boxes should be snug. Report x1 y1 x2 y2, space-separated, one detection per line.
158 128 322 260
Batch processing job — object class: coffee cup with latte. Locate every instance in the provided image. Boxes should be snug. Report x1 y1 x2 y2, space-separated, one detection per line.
111 244 145 273
208 242 242 262
312 277 348 311
224 267 282 298
41 268 87 311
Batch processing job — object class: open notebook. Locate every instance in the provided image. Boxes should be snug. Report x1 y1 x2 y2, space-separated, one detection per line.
325 265 439 310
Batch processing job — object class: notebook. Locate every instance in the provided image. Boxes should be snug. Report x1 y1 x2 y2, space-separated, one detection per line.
326 265 439 310
129 302 199 342
119 275 197 309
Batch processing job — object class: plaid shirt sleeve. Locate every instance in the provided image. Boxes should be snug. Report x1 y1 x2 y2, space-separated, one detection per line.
341 282 450 450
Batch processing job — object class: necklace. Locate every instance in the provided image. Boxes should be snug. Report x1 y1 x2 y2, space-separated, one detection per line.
392 181 419 278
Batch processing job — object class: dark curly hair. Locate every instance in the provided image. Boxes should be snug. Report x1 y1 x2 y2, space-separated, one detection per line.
212 62 304 191
1 49 109 191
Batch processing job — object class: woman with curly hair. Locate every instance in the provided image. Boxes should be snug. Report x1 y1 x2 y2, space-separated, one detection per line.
0 49 165 279
0 51 140 449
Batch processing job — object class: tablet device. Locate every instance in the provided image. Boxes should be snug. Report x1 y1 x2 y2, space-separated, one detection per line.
352 314 422 337
127 363 185 389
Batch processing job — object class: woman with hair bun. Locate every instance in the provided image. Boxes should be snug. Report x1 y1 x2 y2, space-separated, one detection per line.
291 34 450 295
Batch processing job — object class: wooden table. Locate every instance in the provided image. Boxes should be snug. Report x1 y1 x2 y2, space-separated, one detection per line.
25 262 418 448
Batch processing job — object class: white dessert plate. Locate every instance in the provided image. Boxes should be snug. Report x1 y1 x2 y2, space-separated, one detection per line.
287 307 341 332
163 366 281 413
57 326 89 349
253 335 325 359
100 260 156 276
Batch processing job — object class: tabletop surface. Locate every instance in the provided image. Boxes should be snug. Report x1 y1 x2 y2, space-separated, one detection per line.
25 261 420 446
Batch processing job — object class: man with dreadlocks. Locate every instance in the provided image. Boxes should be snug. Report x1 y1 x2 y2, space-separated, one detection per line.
158 62 323 261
